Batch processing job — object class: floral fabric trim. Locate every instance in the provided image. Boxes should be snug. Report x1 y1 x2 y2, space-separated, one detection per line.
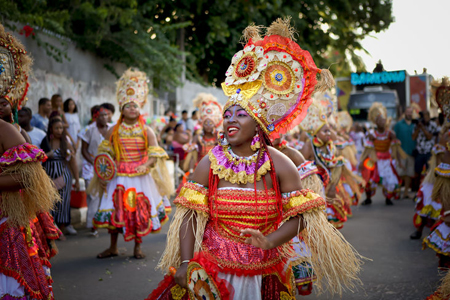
297 161 319 180
282 189 325 221
0 143 47 166
148 146 169 159
208 145 271 185
432 144 446 155
436 163 450 178
174 181 209 216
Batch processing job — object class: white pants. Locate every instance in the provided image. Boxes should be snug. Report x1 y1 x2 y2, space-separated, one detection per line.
85 179 100 229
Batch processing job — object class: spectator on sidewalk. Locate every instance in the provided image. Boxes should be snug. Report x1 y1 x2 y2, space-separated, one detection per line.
51 94 69 129
41 117 80 239
64 98 81 149
179 110 191 132
18 107 46 147
394 107 416 198
187 110 199 132
31 97 52 132
80 106 111 237
100 102 116 124
412 110 439 177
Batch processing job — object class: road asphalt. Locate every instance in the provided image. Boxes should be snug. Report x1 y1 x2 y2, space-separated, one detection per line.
51 190 442 300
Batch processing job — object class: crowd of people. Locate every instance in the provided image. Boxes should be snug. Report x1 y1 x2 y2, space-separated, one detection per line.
1 18 450 300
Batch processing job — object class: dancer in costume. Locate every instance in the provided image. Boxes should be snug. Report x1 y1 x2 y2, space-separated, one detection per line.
300 101 363 229
0 94 31 144
93 69 169 259
410 143 445 239
192 93 223 162
423 79 450 300
360 102 405 205
0 23 62 300
335 111 361 206
147 18 363 300
181 93 223 174
423 82 450 269
272 136 325 295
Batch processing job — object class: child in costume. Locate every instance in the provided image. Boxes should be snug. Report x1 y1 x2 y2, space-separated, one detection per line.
0 23 62 300
92 69 170 259
147 18 363 300
360 102 405 205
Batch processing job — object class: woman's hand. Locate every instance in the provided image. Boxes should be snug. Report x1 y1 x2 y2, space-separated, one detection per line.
326 187 337 199
99 179 107 192
174 263 189 289
136 165 149 173
74 180 80 191
241 228 273 250
148 157 156 168
47 150 54 158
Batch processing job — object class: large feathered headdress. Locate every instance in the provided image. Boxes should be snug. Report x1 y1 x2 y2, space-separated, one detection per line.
0 23 32 108
221 17 335 138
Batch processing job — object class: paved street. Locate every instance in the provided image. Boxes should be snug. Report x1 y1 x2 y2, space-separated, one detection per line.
51 190 442 300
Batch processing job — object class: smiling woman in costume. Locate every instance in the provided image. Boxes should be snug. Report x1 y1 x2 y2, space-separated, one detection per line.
146 18 363 300
0 23 62 300
92 69 169 259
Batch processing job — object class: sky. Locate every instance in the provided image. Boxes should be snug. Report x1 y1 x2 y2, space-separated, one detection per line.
357 0 450 78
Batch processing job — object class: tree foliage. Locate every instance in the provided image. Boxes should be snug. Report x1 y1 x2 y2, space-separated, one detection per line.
0 0 393 88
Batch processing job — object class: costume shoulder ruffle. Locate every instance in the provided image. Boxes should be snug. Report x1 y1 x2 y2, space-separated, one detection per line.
0 143 47 166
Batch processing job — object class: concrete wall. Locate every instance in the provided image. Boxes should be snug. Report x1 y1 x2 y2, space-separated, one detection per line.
175 80 228 114
15 30 226 126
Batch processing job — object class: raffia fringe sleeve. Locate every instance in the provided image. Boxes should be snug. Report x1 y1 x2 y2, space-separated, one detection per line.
150 159 175 197
148 146 169 159
157 181 209 273
279 188 364 295
359 142 377 165
299 209 364 295
282 189 326 222
0 144 61 228
432 164 450 202
390 139 407 161
97 140 115 159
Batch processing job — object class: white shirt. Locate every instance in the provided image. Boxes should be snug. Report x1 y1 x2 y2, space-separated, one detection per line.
27 127 47 147
65 113 81 142
80 122 112 180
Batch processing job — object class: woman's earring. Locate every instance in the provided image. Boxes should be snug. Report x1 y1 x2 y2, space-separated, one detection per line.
250 132 261 151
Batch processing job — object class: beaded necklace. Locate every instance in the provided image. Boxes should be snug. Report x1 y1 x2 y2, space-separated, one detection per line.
208 144 271 184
